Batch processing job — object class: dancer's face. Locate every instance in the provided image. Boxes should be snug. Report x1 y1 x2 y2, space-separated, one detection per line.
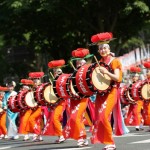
98 44 110 57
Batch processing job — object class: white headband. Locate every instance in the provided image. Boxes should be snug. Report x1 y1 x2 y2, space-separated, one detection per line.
23 85 29 89
98 44 110 49
6 81 16 87
76 59 86 68
53 68 62 74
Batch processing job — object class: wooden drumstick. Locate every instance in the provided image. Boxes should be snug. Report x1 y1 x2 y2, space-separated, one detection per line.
94 55 108 78
94 55 101 68
49 72 55 79
69 61 76 70
49 78 53 85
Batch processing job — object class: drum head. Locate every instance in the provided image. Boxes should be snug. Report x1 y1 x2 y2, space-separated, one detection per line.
91 66 111 91
43 84 58 104
141 83 150 100
25 91 38 108
70 80 79 97
126 90 135 103
0 108 3 113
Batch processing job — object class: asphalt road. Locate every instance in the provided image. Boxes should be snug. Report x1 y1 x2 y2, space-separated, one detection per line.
0 126 150 150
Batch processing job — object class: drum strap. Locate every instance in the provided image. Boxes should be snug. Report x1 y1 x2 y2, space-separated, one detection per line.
107 57 115 66
100 57 115 66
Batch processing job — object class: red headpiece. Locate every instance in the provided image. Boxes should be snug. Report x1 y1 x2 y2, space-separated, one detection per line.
48 59 65 68
20 79 34 85
129 66 141 73
0 86 8 91
143 61 150 69
90 32 113 45
72 48 89 58
28 72 44 78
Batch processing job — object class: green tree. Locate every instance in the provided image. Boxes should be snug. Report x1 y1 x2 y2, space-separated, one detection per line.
0 0 149 84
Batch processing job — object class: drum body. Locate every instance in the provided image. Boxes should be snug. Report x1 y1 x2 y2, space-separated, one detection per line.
17 90 28 110
119 86 129 105
35 83 59 106
55 74 71 99
66 72 85 100
130 80 143 101
8 95 21 112
74 62 113 97
52 73 83 100
75 64 95 97
17 90 38 109
140 80 150 101
124 85 136 104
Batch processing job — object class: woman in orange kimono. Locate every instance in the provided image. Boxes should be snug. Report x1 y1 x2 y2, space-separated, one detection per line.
0 87 8 139
42 66 66 143
26 106 43 141
19 109 33 140
26 72 45 142
62 59 89 147
18 79 34 141
90 42 125 150
63 97 89 146
43 100 66 143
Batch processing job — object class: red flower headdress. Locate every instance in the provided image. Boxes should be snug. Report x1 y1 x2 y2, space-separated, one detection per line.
72 48 90 58
48 59 65 68
90 32 114 46
0 86 8 91
29 72 44 78
129 66 141 73
20 79 34 85
143 61 150 69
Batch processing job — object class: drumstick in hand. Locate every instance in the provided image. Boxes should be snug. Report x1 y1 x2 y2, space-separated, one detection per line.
50 72 55 79
94 55 108 78
69 61 77 71
94 55 101 69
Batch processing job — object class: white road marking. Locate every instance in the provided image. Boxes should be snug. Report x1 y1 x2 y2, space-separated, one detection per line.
0 147 11 149
51 147 91 150
0 146 91 150
114 133 150 137
0 131 149 149
129 139 150 144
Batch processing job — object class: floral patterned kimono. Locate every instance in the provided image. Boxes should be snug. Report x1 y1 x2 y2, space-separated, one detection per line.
63 98 89 140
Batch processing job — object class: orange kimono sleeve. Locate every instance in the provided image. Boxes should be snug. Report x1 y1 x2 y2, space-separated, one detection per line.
111 58 123 83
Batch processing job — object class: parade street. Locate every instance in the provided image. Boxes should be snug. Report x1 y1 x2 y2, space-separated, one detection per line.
0 126 150 150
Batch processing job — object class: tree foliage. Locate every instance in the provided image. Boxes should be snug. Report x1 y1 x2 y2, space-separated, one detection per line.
0 0 149 84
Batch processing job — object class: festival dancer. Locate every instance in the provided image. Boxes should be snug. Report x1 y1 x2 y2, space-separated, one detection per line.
42 60 66 143
18 79 34 141
26 72 44 142
3 81 19 140
63 58 89 147
124 70 144 131
90 32 129 150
